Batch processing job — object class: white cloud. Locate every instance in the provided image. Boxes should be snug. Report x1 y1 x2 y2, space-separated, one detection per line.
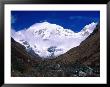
69 16 97 21
69 16 83 20
11 15 16 24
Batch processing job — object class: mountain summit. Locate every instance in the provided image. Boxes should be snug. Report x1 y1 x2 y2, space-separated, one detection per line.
11 22 100 77
12 22 97 58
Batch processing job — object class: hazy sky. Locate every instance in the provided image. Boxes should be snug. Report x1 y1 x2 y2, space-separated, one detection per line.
11 11 100 32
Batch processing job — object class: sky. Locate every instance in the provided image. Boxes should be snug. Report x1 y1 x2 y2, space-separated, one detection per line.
11 11 100 32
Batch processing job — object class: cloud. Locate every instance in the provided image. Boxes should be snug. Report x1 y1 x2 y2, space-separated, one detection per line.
69 16 83 20
11 15 16 24
11 29 16 38
40 20 47 23
69 16 98 21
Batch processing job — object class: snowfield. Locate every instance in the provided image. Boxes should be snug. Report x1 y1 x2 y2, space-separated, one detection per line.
11 22 97 58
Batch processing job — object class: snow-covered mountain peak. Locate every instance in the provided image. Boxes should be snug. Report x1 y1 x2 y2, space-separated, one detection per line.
27 22 64 32
78 22 98 37
25 22 76 40
81 22 97 33
12 22 97 58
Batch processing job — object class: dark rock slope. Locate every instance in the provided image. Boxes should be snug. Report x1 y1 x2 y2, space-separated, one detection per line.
11 38 41 76
11 23 100 77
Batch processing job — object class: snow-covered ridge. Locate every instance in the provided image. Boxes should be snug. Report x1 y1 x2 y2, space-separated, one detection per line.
11 22 97 58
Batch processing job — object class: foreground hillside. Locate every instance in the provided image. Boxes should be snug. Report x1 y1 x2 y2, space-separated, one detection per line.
11 24 100 77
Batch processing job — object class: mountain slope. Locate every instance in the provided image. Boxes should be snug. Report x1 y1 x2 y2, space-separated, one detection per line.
41 23 100 76
11 38 42 76
11 22 97 58
52 23 100 66
11 23 100 77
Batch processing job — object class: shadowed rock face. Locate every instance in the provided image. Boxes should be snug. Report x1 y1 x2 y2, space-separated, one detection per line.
11 38 41 76
11 23 100 77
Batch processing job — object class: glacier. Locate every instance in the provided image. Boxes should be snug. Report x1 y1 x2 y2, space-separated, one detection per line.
11 22 97 58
